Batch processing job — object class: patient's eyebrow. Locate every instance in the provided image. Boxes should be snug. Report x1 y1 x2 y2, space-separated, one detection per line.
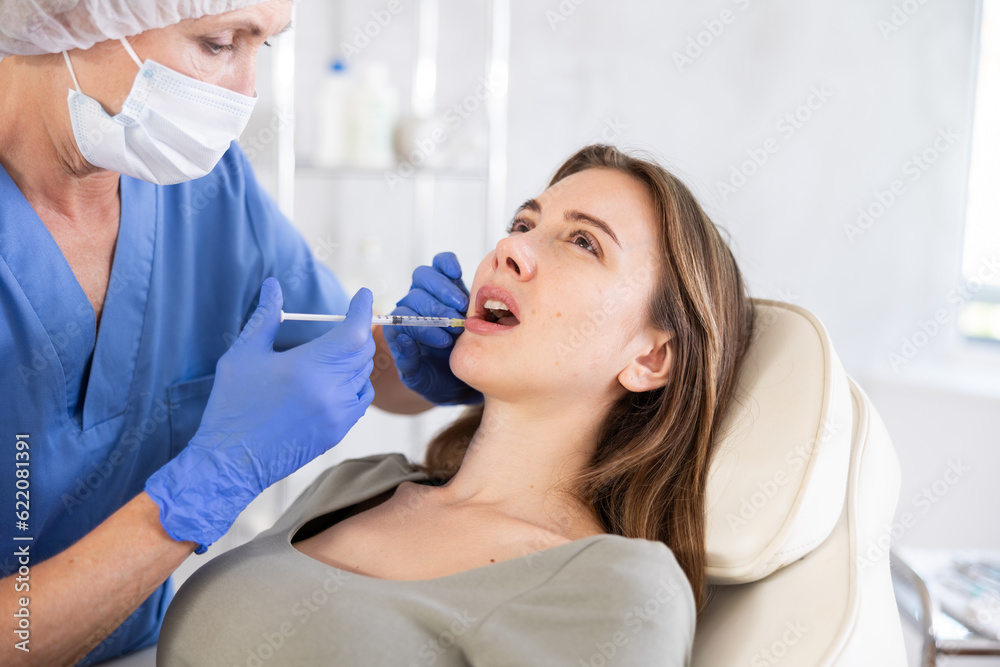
515 198 622 249
515 198 541 214
565 210 621 248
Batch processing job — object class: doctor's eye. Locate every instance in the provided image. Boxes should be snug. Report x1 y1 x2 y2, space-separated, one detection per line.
202 40 236 56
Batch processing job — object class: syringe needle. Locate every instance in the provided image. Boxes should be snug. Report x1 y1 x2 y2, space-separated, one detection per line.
279 311 465 328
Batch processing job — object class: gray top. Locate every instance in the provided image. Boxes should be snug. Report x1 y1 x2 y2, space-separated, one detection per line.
157 452 696 666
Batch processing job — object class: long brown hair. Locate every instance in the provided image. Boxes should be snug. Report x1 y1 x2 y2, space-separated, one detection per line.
412 144 756 614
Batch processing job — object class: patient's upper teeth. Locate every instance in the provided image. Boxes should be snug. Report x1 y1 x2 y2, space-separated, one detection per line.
484 299 510 312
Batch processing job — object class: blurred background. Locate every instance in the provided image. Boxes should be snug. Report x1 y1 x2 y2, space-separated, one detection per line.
179 0 999 662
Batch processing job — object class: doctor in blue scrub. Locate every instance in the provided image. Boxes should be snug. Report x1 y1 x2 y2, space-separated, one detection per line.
0 0 479 664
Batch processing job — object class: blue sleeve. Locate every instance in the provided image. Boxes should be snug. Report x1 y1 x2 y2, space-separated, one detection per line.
234 144 351 351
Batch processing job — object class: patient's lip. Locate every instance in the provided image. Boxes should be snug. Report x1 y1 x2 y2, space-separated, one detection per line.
466 284 520 334
476 284 521 322
475 284 521 322
465 316 515 335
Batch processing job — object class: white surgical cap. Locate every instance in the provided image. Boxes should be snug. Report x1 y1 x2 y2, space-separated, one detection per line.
0 0 277 56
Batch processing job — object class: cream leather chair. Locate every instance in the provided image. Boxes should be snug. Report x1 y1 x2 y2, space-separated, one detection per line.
693 299 908 666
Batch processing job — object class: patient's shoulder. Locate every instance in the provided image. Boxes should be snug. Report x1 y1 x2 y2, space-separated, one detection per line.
547 534 696 619
266 452 428 533
309 451 422 493
475 534 697 662
564 534 689 582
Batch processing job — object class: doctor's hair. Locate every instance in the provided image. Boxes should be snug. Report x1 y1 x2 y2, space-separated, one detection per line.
413 144 756 616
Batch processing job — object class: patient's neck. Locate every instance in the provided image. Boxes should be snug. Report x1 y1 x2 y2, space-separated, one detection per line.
427 396 611 538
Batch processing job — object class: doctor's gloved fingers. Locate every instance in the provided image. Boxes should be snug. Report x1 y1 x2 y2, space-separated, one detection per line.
327 356 376 394
386 302 457 348
236 277 284 350
393 293 465 345
431 252 465 284
315 289 376 355
385 333 423 376
336 377 375 410
410 264 469 311
341 286 375 339
329 337 377 370
351 357 376 387
401 323 454 349
325 369 375 414
357 379 375 406
408 324 455 348
413 263 470 310
394 287 465 320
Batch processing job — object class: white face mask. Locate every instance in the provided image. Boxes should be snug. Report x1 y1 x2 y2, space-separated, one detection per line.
62 38 257 185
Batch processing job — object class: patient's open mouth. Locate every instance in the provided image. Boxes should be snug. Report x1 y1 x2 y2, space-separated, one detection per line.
483 299 520 327
465 285 521 334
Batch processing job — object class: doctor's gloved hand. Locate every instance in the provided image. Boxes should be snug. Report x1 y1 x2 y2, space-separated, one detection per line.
384 252 483 406
145 277 375 553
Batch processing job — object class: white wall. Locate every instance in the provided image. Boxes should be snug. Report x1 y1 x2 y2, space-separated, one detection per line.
184 0 1000 626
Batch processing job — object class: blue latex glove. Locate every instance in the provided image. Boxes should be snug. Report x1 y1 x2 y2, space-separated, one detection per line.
383 252 483 405
145 277 376 553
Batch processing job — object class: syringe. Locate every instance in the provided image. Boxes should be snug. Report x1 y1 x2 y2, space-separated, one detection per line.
280 311 465 328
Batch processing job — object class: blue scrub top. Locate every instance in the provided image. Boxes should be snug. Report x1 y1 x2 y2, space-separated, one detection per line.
0 143 351 664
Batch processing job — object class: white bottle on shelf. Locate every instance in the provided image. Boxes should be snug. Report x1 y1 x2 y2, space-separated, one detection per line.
314 59 354 168
348 63 400 169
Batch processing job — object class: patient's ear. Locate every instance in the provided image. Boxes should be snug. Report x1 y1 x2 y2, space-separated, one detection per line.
618 332 673 393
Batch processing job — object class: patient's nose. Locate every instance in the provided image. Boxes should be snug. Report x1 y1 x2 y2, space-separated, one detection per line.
493 236 535 280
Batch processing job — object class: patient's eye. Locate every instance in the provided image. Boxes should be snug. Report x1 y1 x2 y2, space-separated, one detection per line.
507 217 531 234
570 230 601 257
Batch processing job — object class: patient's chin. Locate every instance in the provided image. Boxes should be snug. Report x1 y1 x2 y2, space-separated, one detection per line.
449 340 485 391
450 343 527 398
451 345 588 405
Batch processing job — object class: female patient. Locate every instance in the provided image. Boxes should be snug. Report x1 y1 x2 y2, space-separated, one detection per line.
157 144 755 666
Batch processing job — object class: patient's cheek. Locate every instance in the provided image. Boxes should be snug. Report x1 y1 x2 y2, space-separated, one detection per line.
549 300 626 358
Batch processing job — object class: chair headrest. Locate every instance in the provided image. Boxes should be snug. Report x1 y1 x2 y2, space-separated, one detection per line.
704 299 853 584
